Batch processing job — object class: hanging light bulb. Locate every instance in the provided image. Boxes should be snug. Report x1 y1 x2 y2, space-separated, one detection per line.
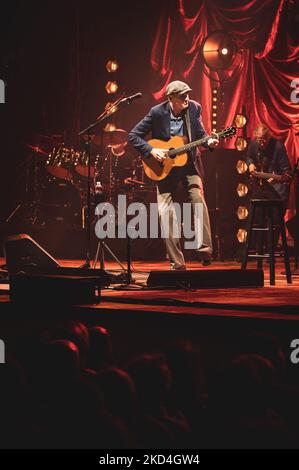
106 60 119 73
236 160 248 174
237 229 247 243
105 81 118 94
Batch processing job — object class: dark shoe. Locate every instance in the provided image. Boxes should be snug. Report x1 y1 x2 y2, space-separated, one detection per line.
196 252 212 267
170 264 186 271
202 257 212 267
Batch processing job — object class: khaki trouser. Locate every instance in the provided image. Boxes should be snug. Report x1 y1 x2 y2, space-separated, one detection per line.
157 166 212 268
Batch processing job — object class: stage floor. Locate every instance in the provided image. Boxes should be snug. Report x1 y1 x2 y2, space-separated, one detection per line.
1 258 299 322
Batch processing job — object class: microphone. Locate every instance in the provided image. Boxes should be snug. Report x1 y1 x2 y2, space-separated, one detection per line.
119 92 142 104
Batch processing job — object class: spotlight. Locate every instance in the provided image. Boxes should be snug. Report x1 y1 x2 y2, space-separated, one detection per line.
105 81 118 94
237 206 249 220
236 160 248 174
202 30 236 71
106 60 119 73
237 183 248 197
237 229 247 243
235 114 247 128
235 137 248 151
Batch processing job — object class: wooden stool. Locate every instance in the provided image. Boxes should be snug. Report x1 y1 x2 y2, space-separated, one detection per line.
241 199 292 285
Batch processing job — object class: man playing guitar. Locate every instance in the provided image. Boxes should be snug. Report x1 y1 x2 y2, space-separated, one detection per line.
128 80 219 270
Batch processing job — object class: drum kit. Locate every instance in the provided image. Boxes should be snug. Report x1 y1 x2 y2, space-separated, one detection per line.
15 128 153 228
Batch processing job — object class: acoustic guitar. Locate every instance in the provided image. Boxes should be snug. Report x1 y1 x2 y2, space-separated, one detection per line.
142 126 236 181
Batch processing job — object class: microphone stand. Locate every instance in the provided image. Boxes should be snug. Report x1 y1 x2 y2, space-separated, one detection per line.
78 95 139 272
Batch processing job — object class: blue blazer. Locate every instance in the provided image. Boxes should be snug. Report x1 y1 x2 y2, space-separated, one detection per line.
128 100 208 178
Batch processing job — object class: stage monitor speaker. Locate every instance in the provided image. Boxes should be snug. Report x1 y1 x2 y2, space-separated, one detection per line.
4 233 60 273
147 269 264 289
9 273 101 305
3 233 112 287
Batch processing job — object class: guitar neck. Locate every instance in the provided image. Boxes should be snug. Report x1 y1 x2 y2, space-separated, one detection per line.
168 134 213 157
254 171 283 181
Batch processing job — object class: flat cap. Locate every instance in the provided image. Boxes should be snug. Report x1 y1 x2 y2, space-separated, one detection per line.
165 80 192 96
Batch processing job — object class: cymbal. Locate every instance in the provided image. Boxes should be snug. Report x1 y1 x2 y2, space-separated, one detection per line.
88 129 128 147
25 144 48 156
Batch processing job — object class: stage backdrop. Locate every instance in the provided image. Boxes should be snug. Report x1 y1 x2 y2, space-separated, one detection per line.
150 0 299 217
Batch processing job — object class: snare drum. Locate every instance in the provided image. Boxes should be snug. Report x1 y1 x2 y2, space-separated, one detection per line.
46 146 74 180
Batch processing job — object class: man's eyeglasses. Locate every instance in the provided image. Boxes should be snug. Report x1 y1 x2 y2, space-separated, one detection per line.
175 93 189 101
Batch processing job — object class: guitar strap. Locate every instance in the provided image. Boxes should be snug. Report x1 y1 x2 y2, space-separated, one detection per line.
184 109 192 143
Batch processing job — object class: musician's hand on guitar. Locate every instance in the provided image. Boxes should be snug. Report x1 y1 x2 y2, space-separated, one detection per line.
150 148 168 162
249 163 257 175
207 132 219 148
267 177 274 184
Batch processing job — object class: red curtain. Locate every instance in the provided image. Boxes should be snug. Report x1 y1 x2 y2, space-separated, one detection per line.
150 0 299 216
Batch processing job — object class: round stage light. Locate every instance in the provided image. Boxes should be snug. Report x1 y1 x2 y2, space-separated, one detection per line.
237 206 249 220
237 183 248 197
106 60 119 73
236 160 248 174
237 229 247 243
235 137 248 151
221 48 229 55
105 102 117 113
202 30 236 71
235 114 247 128
105 81 118 94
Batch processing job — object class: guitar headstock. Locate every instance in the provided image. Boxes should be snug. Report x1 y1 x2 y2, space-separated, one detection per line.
218 126 237 140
